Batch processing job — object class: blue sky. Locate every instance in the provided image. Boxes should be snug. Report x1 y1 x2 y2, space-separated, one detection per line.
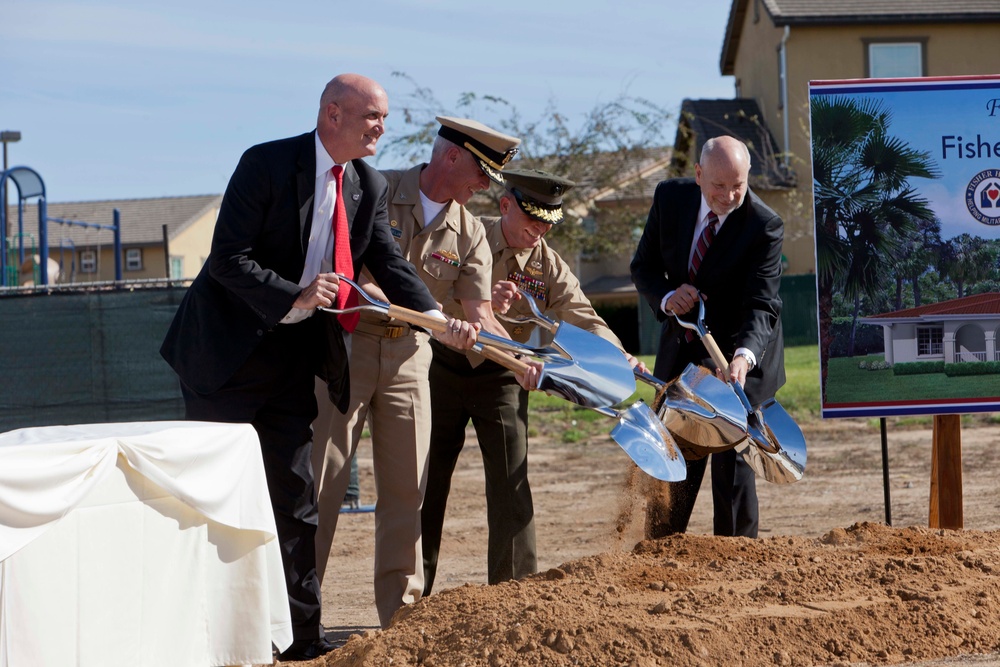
811 79 1000 242
1 0 736 203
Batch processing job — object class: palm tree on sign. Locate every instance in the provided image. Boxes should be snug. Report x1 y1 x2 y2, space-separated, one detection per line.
811 95 939 397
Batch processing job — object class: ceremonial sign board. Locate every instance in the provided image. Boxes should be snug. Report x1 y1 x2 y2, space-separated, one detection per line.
810 75 1000 418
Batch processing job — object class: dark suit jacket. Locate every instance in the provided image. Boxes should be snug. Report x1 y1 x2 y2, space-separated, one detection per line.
630 178 785 405
160 131 437 411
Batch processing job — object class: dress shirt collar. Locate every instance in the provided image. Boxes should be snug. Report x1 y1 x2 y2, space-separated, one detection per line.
697 195 731 230
314 132 339 177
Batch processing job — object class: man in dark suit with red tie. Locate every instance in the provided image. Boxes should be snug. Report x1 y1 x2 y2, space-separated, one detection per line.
630 135 785 540
160 73 475 661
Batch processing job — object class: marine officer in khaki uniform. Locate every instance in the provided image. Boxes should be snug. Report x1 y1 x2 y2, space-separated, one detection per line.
422 168 644 593
312 116 519 627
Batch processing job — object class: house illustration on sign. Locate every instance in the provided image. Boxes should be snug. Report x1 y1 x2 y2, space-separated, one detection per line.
860 293 1000 365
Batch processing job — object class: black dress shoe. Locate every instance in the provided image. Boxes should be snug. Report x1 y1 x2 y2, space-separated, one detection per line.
277 636 337 662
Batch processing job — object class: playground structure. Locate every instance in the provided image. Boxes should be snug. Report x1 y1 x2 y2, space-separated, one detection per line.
1 166 121 287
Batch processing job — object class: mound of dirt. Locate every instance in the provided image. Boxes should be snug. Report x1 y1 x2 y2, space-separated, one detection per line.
271 420 1000 667
321 523 1000 666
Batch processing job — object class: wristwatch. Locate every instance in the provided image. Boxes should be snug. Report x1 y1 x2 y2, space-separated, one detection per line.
735 351 755 370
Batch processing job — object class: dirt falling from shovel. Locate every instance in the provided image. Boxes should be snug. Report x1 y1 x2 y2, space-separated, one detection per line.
615 463 675 539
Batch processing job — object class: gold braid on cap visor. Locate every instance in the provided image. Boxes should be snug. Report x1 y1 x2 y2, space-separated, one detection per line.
514 191 564 224
464 142 518 171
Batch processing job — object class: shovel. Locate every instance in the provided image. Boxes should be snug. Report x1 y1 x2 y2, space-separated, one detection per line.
635 364 750 460
670 297 806 484
319 276 634 409
473 344 686 482
497 288 747 472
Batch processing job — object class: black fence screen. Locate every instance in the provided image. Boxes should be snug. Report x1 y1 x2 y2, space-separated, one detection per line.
0 286 187 432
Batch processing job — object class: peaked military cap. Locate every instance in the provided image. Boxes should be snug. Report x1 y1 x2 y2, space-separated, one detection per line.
436 116 520 185
502 168 576 225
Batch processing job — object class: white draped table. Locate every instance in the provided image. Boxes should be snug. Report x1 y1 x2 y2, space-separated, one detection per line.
0 421 292 667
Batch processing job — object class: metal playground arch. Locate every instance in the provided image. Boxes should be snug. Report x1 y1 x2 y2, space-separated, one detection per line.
1 166 122 287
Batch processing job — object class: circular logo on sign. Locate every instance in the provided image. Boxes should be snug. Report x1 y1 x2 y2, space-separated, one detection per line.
966 169 1000 225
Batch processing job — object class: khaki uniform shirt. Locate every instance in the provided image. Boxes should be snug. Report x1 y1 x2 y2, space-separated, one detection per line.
482 216 625 354
363 165 493 327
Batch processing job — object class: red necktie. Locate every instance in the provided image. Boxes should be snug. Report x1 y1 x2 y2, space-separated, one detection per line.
684 212 718 342
331 165 359 332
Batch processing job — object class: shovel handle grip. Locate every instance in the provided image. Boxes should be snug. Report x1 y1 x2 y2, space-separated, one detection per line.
385 304 451 333
383 304 533 376
700 330 731 375
476 343 533 375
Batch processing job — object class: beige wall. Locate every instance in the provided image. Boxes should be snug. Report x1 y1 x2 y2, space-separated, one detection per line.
169 207 218 279
730 12 1000 276
36 206 219 284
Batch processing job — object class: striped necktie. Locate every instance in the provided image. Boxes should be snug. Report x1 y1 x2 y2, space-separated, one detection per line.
688 212 719 283
684 212 718 342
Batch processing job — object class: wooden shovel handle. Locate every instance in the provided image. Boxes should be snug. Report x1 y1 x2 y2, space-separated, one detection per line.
384 304 533 375
700 330 731 374
385 304 451 333
476 344 533 374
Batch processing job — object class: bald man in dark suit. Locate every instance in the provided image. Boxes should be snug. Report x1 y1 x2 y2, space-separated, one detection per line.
160 74 475 661
630 135 785 539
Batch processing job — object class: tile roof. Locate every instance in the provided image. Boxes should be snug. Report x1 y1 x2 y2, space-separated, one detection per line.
671 99 797 189
721 0 1000 74
5 195 222 247
762 0 1000 22
866 293 1000 319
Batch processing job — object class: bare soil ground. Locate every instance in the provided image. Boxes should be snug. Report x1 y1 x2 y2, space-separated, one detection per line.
279 418 1000 667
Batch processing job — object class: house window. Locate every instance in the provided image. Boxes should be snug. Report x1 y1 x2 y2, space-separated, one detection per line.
125 248 143 271
80 250 97 273
866 41 924 78
917 325 943 357
170 256 184 279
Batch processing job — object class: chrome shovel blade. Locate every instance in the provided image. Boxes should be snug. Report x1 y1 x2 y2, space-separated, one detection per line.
542 322 637 398
656 364 749 458
738 399 807 483
608 400 687 482
535 355 634 409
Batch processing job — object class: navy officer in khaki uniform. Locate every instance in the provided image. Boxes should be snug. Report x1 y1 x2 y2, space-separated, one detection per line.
312 117 518 627
422 168 644 593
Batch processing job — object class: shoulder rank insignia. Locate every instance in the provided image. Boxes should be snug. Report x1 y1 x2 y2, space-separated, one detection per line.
431 250 461 268
508 270 546 301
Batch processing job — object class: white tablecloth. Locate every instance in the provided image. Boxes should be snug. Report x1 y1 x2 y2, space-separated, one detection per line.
0 421 293 666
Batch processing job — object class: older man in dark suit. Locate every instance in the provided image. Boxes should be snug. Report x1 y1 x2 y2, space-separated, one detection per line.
160 73 475 661
630 135 785 540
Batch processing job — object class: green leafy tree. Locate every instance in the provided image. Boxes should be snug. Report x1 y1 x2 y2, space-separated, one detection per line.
889 216 942 310
811 95 939 394
938 233 996 298
378 73 673 260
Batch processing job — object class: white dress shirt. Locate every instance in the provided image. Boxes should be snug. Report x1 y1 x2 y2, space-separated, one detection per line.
281 133 447 327
280 133 341 324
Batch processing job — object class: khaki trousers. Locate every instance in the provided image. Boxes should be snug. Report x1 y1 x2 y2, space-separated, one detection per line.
312 330 432 628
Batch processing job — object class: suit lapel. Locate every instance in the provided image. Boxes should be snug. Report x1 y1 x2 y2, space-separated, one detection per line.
343 161 362 236
297 133 317 254
677 186 701 274
700 196 750 278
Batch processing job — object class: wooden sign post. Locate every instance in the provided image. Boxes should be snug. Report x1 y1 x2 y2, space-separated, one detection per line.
928 414 963 530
